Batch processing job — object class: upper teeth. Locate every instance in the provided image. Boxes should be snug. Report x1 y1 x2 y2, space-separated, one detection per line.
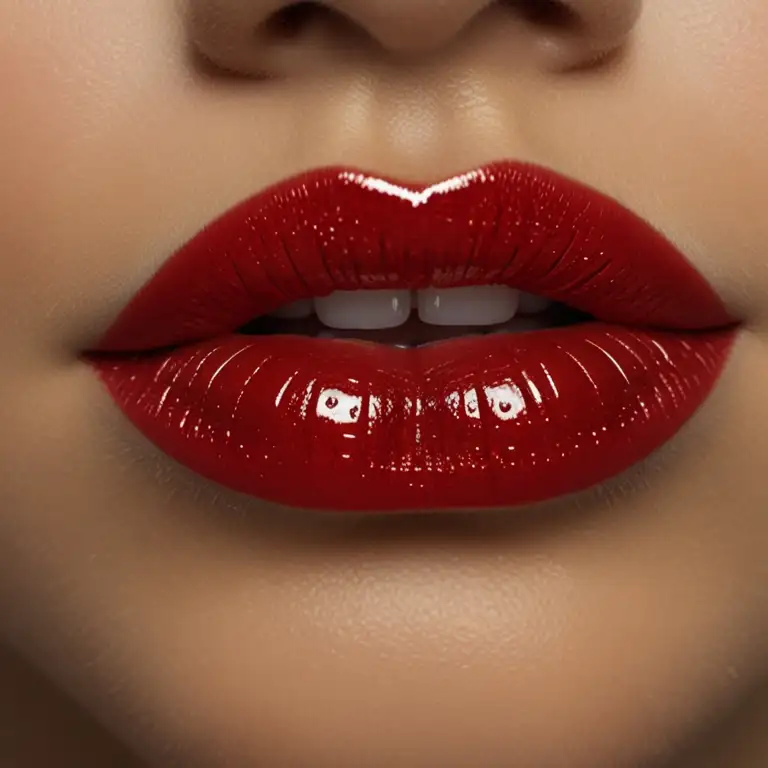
271 288 552 330
316 290 412 330
417 286 519 327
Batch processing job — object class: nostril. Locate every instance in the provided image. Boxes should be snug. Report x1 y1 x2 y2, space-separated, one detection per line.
263 2 345 41
503 0 578 29
265 2 321 39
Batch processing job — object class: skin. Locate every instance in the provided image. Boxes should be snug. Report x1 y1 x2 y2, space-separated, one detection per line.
0 0 766 765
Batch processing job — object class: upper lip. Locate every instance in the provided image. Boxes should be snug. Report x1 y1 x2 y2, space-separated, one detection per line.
96 161 733 353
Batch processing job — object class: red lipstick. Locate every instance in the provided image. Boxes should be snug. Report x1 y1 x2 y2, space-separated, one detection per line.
90 163 736 512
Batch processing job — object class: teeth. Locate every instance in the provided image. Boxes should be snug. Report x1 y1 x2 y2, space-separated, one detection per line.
269 299 314 319
418 286 520 327
268 288 551 330
315 289 411 330
518 292 552 315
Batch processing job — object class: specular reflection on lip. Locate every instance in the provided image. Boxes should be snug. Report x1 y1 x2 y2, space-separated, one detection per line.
92 324 736 511
89 161 738 513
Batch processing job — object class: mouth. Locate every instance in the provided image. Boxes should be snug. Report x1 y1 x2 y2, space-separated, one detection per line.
89 162 738 513
241 293 586 346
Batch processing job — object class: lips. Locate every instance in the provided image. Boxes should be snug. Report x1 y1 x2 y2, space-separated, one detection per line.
89 162 737 512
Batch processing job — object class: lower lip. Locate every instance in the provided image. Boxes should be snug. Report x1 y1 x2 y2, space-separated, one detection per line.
92 323 735 512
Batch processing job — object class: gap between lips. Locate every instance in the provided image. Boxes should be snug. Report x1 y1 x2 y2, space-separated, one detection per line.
243 286 590 347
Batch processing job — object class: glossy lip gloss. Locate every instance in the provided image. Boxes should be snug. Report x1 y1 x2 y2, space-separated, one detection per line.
89 162 738 512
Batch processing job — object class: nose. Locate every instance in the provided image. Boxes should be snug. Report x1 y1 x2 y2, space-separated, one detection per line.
189 0 643 76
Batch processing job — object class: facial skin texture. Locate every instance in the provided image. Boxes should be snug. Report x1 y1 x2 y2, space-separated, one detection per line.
0 1 767 765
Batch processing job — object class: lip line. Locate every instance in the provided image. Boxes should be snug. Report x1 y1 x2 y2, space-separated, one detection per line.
94 161 734 354
88 160 738 513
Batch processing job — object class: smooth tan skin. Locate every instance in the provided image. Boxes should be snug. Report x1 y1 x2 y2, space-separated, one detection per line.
0 1 767 765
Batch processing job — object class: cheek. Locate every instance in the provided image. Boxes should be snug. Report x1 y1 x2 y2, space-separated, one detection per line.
661 1 768 133
0 2 184 354
0 2 172 180
650 0 768 309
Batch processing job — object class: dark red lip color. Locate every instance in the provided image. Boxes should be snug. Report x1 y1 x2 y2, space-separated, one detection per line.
90 162 736 512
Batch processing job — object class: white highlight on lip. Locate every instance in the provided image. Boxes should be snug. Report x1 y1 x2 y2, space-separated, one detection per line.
209 345 254 391
463 388 480 419
485 383 526 421
316 388 363 424
585 338 631 385
275 373 297 408
562 347 599 395
523 371 543 405
649 338 672 363
541 363 560 399
340 169 485 208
